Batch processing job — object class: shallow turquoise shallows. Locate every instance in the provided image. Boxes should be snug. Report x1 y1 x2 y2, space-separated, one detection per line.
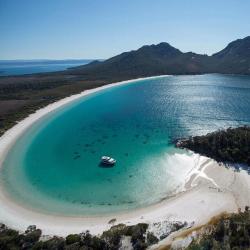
1 74 250 215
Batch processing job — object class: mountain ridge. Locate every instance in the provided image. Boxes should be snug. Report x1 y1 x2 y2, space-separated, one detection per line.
68 36 250 77
0 36 249 140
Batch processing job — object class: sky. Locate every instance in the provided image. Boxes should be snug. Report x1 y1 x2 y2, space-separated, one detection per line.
0 0 250 60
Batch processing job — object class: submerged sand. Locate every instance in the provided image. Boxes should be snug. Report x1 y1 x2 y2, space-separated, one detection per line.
0 75 249 237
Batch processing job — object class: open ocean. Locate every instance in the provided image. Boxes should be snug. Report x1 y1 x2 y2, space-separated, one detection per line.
0 59 93 76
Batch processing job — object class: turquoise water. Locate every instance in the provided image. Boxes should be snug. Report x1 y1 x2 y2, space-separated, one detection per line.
1 74 250 215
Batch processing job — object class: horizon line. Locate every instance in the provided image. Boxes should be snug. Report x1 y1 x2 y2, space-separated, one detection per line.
1 35 249 61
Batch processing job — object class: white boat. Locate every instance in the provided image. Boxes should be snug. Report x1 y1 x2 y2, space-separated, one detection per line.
101 156 116 165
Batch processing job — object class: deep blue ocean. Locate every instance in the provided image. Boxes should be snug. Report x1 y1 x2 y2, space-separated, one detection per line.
1 74 250 215
0 59 93 76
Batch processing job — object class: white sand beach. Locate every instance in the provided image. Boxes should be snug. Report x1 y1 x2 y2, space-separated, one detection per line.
0 75 249 239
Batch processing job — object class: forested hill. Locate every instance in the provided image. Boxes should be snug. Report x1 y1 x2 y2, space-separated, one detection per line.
176 126 250 166
67 42 215 80
68 36 250 78
212 36 250 74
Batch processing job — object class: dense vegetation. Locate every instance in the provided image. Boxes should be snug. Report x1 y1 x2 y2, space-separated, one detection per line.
0 36 250 137
187 207 250 250
176 126 250 166
213 36 250 75
0 220 187 249
0 223 161 250
1 211 249 249
0 76 108 136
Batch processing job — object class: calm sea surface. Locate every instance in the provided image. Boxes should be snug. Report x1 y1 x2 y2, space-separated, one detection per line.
0 60 93 76
1 74 250 215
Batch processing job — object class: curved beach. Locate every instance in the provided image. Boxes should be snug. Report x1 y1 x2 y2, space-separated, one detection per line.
0 75 249 237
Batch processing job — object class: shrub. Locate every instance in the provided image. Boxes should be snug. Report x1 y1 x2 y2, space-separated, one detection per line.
146 232 159 245
66 234 81 245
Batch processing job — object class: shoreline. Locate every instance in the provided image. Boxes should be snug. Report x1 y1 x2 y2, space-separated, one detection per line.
0 74 168 167
0 75 249 237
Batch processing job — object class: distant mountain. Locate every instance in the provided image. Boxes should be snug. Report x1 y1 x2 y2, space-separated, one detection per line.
0 37 249 138
212 36 250 74
68 42 214 80
68 37 250 78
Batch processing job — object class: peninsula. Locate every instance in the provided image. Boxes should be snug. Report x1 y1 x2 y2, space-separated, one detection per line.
176 126 250 166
